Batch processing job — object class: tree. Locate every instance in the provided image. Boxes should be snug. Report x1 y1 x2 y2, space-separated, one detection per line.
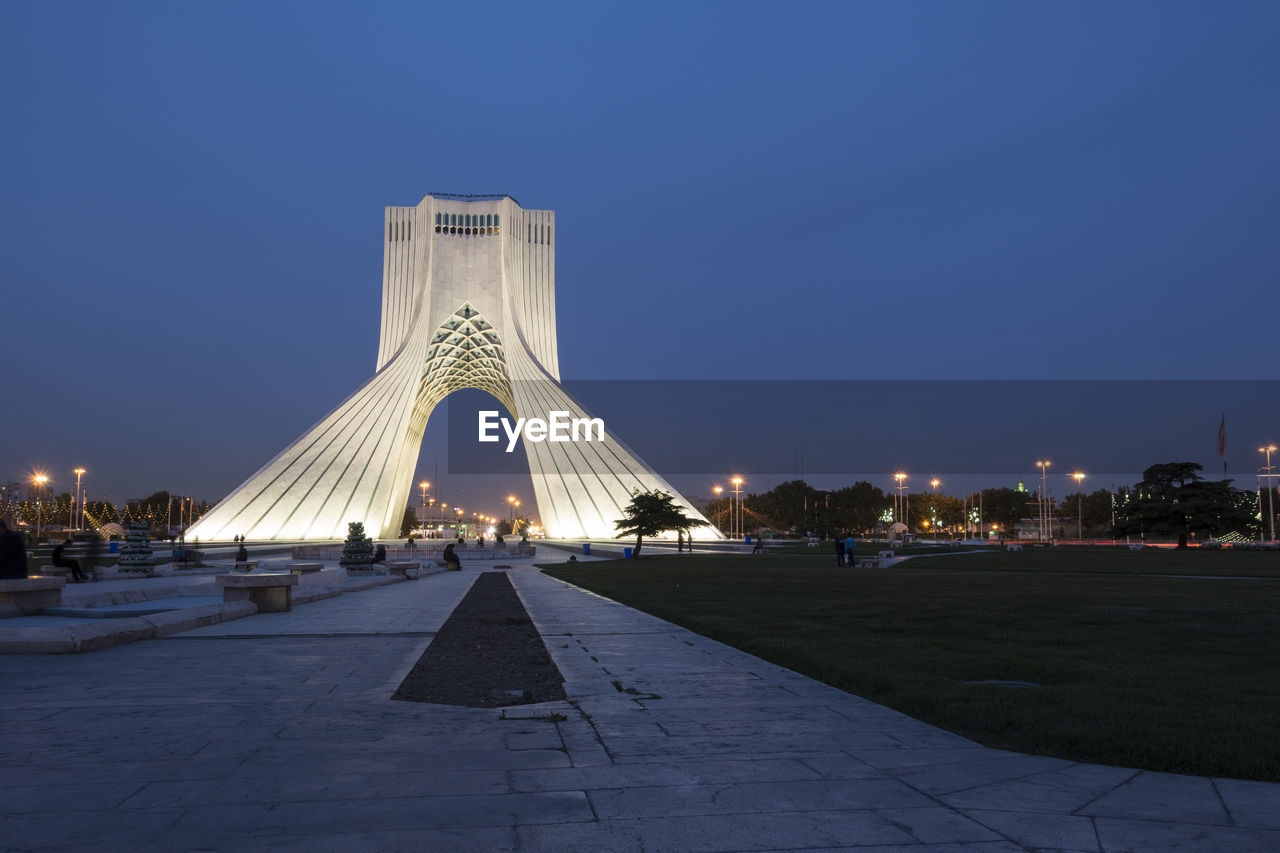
830 481 890 535
614 490 707 558
909 492 964 534
400 507 418 538
742 480 820 535
1060 488 1115 536
978 487 1035 533
1115 462 1257 548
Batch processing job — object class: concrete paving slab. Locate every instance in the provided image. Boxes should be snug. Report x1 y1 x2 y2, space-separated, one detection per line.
516 809 921 851
1215 776 1280 830
1079 770 1233 826
939 762 1140 814
965 808 1103 851
1093 816 1280 852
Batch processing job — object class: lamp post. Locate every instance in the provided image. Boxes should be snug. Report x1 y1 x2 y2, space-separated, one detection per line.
1036 460 1051 542
1261 445 1277 543
894 473 907 534
1072 472 1085 540
32 473 49 539
73 468 86 531
731 476 744 539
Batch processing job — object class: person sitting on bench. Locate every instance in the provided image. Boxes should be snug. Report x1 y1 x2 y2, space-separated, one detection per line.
52 538 89 582
443 543 461 571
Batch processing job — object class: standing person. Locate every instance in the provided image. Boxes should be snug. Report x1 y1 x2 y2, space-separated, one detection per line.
834 535 845 566
677 530 684 553
844 533 857 567
0 519 28 579
236 542 249 563
52 538 89 582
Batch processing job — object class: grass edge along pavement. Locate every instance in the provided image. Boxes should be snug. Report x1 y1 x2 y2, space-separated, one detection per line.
542 549 1280 782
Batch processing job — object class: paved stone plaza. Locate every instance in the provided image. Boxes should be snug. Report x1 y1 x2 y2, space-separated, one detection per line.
3 559 1279 851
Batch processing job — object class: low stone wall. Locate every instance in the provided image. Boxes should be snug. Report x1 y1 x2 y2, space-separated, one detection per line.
292 543 534 561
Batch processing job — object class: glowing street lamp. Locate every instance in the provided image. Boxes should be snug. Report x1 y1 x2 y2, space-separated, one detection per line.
894 473 908 532
731 476 744 539
930 478 940 491
1036 460 1051 542
72 467 86 530
1072 472 1085 539
32 473 49 538
1261 445 1277 543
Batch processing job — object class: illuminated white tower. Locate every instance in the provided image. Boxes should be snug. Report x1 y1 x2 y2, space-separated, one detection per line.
187 194 718 541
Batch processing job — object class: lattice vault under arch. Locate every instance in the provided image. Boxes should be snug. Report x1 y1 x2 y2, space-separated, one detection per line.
187 194 719 541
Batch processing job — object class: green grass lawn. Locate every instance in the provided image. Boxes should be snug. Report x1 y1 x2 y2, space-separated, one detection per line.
543 549 1280 780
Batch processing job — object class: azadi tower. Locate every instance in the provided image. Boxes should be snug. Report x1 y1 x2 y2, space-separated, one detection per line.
187 193 718 542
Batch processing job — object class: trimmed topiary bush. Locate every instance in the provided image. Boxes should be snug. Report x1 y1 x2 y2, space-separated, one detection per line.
340 521 375 571
118 521 156 572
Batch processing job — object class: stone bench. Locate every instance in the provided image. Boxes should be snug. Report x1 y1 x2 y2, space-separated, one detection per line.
234 561 259 572
877 551 895 560
217 572 298 612
385 561 420 578
1006 543 1023 552
854 557 882 569
0 577 67 616
36 565 78 580
287 563 324 575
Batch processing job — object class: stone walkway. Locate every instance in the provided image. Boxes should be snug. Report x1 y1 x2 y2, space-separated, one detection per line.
2 561 1278 851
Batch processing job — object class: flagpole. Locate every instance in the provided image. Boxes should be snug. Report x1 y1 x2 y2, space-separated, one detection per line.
1219 414 1228 478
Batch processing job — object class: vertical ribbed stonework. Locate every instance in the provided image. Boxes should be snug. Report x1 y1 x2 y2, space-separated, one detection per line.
187 194 718 541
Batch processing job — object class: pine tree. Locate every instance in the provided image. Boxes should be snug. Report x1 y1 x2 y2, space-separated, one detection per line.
118 521 156 572
614 490 706 558
340 521 375 571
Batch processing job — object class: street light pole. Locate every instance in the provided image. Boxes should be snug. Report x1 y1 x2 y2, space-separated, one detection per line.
1261 445 1277 543
894 473 907 536
32 474 48 539
73 468 86 531
1036 461 1051 542
731 476 744 539
1072 472 1085 540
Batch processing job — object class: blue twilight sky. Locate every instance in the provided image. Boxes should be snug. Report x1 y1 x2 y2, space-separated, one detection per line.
2 1 1278 516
